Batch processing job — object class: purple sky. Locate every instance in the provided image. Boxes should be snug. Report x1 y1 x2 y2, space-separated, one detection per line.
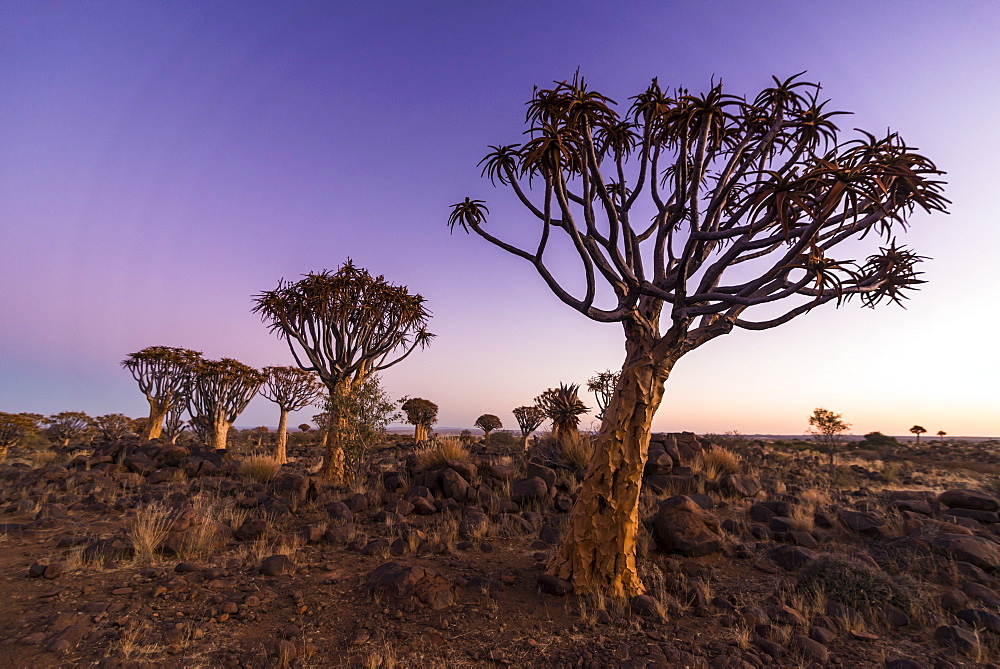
2 1 998 436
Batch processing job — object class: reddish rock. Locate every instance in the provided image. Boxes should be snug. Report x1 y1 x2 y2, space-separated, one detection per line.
652 495 722 557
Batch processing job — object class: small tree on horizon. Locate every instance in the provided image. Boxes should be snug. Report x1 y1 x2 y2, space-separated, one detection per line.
122 346 202 441
0 412 43 461
807 408 851 481
910 425 927 444
513 405 546 451
186 358 266 451
253 261 433 483
474 414 502 443
586 371 621 422
400 397 439 444
937 430 947 442
46 411 93 447
449 72 946 596
260 366 323 464
91 413 136 442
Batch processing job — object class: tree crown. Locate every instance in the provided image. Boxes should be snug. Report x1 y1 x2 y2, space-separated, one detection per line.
474 414 502 433
536 383 589 430
122 346 202 400
450 73 948 347
513 405 546 435
807 408 850 437
253 261 434 388
186 358 266 423
400 397 439 427
261 366 323 412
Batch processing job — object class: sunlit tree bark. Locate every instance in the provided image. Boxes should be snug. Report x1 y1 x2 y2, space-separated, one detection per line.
122 346 202 440
261 366 323 463
186 359 266 451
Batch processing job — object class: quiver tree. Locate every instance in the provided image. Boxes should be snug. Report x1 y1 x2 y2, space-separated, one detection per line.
449 73 947 597
91 414 136 442
122 346 202 440
587 370 621 421
162 404 187 444
185 358 266 451
400 397 438 443
253 261 434 483
46 411 93 447
936 430 947 442
807 408 850 480
0 412 42 460
513 405 546 451
474 414 502 443
535 384 589 448
910 425 927 444
260 366 323 463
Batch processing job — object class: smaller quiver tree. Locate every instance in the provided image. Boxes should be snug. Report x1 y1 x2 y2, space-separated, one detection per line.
474 414 502 443
186 358 266 451
535 384 589 449
46 411 93 447
807 408 850 481
936 430 946 442
587 371 621 422
260 366 323 464
253 261 434 483
513 405 546 451
910 425 927 444
400 397 439 443
122 346 202 440
0 412 42 461
91 414 136 442
162 404 188 444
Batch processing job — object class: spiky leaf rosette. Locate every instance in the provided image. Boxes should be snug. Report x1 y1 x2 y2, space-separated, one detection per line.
535 383 590 432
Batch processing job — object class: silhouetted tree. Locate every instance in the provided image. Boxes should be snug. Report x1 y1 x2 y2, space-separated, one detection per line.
474 414 502 443
0 412 42 460
91 413 136 441
587 370 621 421
937 430 947 442
807 408 850 480
260 366 323 463
298 424 311 433
253 261 433 482
122 346 202 440
910 425 927 444
449 73 947 596
535 384 589 448
162 404 187 444
513 405 546 451
400 397 438 443
186 359 265 450
46 411 92 447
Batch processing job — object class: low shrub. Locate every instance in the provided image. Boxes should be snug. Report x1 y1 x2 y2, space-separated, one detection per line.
797 554 916 615
240 454 282 483
697 446 741 479
415 437 470 470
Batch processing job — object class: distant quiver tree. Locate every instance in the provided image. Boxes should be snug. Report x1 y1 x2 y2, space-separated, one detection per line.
449 73 948 596
0 412 42 461
122 346 202 440
513 405 546 451
400 397 438 444
260 366 323 464
253 261 434 482
910 425 927 444
46 412 92 447
587 370 621 421
474 414 502 443
186 358 266 450
91 414 136 442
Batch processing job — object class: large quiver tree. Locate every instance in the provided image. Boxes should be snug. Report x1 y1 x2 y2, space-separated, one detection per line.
253 261 434 483
449 73 947 597
400 397 438 444
122 346 202 440
261 366 323 463
186 358 266 451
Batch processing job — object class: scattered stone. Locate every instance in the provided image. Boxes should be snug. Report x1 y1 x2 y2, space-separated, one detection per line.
939 489 1000 512
934 624 980 654
934 534 1000 571
260 554 294 577
768 545 817 571
511 477 549 505
652 495 723 557
536 573 573 596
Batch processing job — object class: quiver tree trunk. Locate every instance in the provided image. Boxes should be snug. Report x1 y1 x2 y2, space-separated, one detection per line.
319 380 349 483
208 415 230 451
142 399 169 441
547 327 674 598
413 424 428 444
275 409 290 464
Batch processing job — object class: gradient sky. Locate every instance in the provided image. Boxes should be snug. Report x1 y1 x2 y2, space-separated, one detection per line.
2 1 998 437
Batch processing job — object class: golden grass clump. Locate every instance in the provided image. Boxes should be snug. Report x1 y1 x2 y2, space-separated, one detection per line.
697 446 741 479
240 454 282 483
415 437 470 470
560 432 593 470
128 502 173 562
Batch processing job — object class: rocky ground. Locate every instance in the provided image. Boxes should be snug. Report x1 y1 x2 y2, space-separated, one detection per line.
2 433 1000 668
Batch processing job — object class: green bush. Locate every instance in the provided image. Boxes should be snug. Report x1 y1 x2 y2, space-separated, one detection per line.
859 431 900 449
798 555 916 615
487 430 520 451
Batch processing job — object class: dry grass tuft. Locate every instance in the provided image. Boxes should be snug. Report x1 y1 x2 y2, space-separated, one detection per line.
240 454 282 483
696 446 741 479
128 502 173 562
415 437 470 470
561 433 594 470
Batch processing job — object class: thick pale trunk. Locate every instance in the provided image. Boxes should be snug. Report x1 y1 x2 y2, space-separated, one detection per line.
142 399 169 441
275 409 289 464
521 434 530 452
208 415 230 451
319 382 348 483
547 329 672 598
413 424 427 444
